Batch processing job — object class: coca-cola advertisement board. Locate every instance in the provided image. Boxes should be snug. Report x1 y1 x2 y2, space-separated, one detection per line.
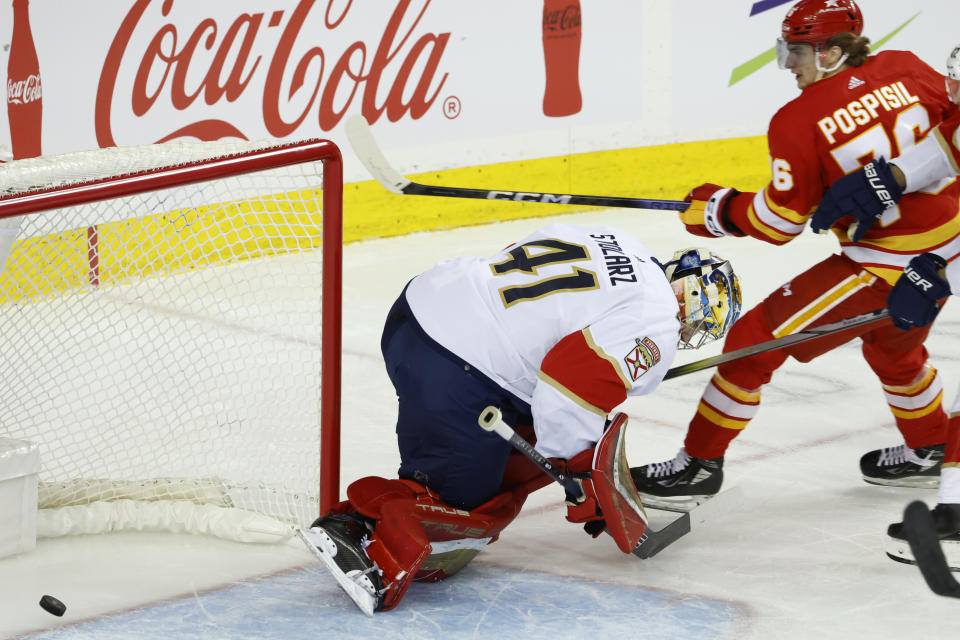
0 1 956 181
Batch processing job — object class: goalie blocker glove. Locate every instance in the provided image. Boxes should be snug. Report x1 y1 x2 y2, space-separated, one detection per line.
810 157 904 242
563 413 649 553
887 253 950 331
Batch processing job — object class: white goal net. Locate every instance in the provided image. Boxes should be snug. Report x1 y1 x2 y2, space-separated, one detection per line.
0 139 342 543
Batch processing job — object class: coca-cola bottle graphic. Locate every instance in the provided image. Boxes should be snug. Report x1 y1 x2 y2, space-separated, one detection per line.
541 0 582 117
7 0 42 159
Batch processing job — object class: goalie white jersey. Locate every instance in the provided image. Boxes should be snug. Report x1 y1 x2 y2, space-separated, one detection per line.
405 223 680 459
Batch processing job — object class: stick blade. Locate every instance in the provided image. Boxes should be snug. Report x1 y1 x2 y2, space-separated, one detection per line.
903 500 960 598
344 114 410 194
630 486 742 559
631 512 691 559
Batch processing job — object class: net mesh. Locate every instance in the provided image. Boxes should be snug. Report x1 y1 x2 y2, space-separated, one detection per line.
0 140 333 530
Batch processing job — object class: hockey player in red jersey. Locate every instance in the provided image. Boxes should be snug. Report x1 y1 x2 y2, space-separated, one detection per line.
812 43 960 297
813 43 960 568
630 0 960 510
298 223 741 615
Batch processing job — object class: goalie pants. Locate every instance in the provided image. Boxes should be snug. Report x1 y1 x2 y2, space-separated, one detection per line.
684 254 951 460
381 289 534 511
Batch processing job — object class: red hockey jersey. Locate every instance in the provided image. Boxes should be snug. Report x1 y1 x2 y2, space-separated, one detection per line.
724 50 960 285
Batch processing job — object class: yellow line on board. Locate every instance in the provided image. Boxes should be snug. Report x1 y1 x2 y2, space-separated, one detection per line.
342 135 771 243
1 135 771 303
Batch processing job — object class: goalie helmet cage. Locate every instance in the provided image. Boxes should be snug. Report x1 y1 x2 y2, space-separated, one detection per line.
0 138 342 543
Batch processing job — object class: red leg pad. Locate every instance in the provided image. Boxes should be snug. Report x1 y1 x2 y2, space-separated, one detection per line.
342 475 527 611
367 498 432 611
411 487 524 582
346 475 422 519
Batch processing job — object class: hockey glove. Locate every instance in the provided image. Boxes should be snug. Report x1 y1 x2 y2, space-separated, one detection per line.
810 157 903 242
564 475 607 538
887 253 950 331
681 183 741 238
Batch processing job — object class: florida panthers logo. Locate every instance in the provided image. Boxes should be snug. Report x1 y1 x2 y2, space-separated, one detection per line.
624 337 661 381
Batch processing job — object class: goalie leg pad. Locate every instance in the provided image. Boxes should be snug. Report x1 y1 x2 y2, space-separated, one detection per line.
411 485 525 582
336 475 527 611
565 413 649 553
343 476 432 611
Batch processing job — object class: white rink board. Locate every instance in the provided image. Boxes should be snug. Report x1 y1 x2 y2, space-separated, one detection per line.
2 208 960 639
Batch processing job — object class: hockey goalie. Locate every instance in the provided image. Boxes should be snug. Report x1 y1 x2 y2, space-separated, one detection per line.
298 222 741 615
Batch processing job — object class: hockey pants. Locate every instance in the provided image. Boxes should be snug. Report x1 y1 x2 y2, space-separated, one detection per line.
381 290 535 511
684 254 951 459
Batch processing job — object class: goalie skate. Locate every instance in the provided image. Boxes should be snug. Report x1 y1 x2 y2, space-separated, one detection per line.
298 514 384 617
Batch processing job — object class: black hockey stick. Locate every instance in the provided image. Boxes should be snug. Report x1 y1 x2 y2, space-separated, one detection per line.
903 501 960 598
663 308 890 380
477 405 691 558
477 405 584 499
346 115 690 211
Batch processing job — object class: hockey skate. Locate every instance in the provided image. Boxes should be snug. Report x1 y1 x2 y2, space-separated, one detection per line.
859 443 943 488
298 513 383 616
886 502 960 570
629 447 723 511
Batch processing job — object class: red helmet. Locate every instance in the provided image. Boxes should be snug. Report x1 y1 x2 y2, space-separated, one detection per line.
782 0 863 46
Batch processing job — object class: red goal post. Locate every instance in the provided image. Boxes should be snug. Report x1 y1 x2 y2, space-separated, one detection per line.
0 138 342 542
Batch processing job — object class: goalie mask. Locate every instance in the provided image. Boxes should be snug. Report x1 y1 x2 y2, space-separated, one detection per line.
663 248 742 350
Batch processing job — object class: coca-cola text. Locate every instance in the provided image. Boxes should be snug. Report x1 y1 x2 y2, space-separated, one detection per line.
96 0 451 145
7 74 41 104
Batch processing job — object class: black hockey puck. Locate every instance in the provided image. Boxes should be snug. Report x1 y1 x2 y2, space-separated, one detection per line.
39 594 66 617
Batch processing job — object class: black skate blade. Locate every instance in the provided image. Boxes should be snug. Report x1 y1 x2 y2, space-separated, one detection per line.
903 501 960 598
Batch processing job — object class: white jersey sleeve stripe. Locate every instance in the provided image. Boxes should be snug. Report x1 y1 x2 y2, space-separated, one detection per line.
843 234 960 270
752 189 806 237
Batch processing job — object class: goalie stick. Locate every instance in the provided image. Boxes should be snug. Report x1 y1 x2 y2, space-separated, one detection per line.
478 405 691 559
346 115 689 211
663 308 890 380
902 501 960 598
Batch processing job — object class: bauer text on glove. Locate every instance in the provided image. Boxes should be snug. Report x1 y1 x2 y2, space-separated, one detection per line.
887 252 950 331
810 157 904 242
